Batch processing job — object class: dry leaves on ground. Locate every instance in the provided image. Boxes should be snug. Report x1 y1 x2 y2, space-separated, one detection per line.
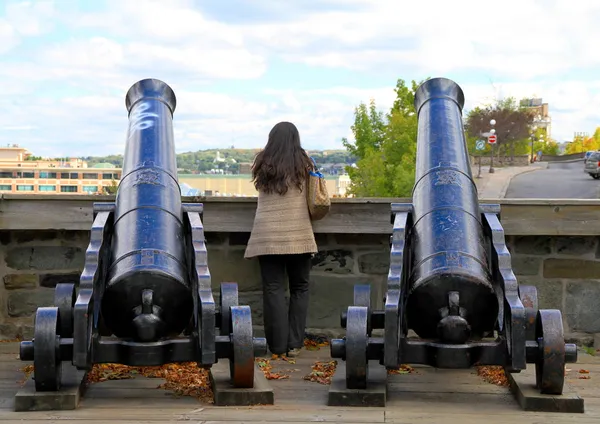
256 357 291 380
578 369 591 380
18 362 215 403
304 335 330 351
476 366 509 387
19 364 34 385
0 338 21 343
303 360 337 385
388 364 416 375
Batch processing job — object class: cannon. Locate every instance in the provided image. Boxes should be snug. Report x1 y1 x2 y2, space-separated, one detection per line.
19 78 266 395
331 77 577 396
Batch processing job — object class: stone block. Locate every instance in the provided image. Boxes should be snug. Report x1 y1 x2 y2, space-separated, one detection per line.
555 236 597 256
512 256 541 276
506 365 584 413
7 289 54 317
5 246 85 271
358 252 389 275
3 274 38 290
210 360 274 406
39 272 81 288
518 280 563 310
328 361 387 407
511 236 552 255
307 275 384 328
0 323 19 340
333 234 389 246
564 281 600 333
206 248 262 291
543 259 600 279
14 365 88 411
312 249 354 274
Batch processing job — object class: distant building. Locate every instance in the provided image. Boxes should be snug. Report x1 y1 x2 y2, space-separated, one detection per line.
519 98 551 138
0 145 121 195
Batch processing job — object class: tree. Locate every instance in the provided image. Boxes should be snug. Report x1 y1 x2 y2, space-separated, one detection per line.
342 78 425 197
103 179 118 195
564 130 600 154
465 97 535 163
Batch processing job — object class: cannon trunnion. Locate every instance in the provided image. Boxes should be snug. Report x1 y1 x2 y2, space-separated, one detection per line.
19 78 267 395
331 77 577 396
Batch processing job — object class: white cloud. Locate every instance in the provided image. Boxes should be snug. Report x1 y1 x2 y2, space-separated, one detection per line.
0 0 599 156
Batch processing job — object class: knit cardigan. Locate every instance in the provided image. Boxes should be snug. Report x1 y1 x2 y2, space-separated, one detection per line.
244 185 318 258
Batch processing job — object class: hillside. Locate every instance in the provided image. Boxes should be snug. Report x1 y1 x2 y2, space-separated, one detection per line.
82 149 356 173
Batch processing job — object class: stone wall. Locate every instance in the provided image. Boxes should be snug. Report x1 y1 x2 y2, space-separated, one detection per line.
470 154 530 167
1 229 599 345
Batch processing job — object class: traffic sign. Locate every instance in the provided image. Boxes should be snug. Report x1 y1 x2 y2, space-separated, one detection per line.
475 140 485 150
488 134 497 144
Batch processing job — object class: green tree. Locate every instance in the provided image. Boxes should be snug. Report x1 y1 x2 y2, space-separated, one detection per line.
103 179 118 194
342 78 425 197
465 97 535 163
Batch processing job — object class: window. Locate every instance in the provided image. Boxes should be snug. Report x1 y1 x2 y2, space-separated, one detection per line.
16 185 34 191
38 185 56 192
60 185 78 193
39 172 57 179
70 172 79 179
0 172 13 178
16 172 35 178
102 173 113 179
82 186 98 193
0 185 11 191
83 173 98 180
60 172 70 179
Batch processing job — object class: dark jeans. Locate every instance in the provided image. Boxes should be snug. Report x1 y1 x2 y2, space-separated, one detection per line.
258 253 312 355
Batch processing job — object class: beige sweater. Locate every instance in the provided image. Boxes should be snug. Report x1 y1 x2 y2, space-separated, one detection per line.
244 185 318 258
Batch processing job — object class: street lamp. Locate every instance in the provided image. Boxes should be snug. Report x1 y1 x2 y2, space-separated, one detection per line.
489 119 496 174
530 125 537 163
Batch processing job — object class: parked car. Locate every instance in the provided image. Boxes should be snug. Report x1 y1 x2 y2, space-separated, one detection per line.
584 151 595 163
584 151 600 179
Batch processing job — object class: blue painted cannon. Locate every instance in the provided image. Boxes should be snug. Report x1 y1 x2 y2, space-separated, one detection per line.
331 77 577 396
19 78 266 395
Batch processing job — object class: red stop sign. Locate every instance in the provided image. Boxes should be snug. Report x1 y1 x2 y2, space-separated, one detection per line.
488 134 497 144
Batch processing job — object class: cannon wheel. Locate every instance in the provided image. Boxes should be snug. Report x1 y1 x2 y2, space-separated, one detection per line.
519 285 538 341
33 307 63 391
345 306 369 389
54 283 76 338
220 283 239 336
535 309 566 395
229 305 254 388
353 284 372 335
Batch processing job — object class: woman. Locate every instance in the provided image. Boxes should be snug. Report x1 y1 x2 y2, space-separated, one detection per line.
244 121 318 358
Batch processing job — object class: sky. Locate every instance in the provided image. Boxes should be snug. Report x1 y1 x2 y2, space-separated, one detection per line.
1 0 600 158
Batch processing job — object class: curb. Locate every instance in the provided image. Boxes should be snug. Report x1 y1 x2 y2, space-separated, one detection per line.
498 165 547 198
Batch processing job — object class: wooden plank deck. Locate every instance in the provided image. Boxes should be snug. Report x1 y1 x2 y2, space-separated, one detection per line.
1 341 599 423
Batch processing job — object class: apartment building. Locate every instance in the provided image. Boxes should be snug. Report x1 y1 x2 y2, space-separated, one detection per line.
0 145 121 195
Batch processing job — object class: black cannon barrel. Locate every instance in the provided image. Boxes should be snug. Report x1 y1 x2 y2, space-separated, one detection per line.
100 78 193 342
406 77 498 344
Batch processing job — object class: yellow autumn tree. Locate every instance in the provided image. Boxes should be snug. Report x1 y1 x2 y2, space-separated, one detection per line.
564 128 600 154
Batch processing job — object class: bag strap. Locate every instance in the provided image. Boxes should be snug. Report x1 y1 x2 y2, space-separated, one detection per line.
309 156 323 178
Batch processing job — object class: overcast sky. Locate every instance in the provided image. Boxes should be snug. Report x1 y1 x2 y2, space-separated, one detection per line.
1 0 599 158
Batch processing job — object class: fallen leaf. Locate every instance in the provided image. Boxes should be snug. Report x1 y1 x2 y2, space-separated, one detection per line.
578 369 590 374
303 360 337 385
255 358 291 380
388 364 416 375
86 362 214 403
303 335 329 351
579 376 591 380
476 366 509 387
0 338 21 343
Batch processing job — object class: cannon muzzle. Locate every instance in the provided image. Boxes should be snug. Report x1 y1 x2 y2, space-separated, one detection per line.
407 77 498 344
100 78 193 342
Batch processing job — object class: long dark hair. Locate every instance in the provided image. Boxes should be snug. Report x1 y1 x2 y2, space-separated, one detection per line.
251 121 313 195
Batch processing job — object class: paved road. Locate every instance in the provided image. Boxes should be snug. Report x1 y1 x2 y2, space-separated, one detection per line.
505 160 600 198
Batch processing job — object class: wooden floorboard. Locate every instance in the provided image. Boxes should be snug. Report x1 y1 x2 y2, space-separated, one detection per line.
1 342 599 423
